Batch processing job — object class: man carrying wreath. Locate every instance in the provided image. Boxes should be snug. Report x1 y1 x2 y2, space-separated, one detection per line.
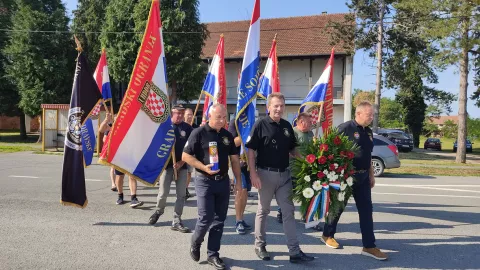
320 101 388 261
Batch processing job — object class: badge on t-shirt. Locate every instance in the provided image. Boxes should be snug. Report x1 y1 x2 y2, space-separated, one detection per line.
354 132 360 140
180 130 186 137
283 128 290 137
222 136 230 146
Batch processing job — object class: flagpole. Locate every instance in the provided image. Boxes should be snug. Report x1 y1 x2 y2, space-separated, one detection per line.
315 103 325 138
191 92 203 125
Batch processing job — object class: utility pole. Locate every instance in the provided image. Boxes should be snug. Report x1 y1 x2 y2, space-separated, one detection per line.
372 0 385 133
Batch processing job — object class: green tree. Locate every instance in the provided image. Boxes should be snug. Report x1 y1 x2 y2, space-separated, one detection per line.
467 117 480 140
133 0 208 104
72 0 110 67
3 0 74 138
100 0 140 88
442 120 458 139
379 97 404 128
397 0 480 162
0 0 20 118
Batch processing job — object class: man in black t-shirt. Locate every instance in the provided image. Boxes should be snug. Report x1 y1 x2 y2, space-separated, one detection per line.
184 108 198 200
148 105 193 233
182 104 242 270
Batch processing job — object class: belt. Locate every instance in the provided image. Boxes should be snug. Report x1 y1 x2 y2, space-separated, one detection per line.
198 173 228 181
258 166 287 173
355 169 368 173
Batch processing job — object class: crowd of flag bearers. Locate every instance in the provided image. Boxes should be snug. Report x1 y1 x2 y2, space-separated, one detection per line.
61 0 388 269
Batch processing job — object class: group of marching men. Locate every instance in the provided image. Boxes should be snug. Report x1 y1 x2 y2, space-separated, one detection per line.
99 93 388 270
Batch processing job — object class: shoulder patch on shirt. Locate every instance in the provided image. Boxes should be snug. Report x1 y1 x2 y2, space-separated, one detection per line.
180 130 186 137
283 128 290 137
354 132 360 140
222 136 230 146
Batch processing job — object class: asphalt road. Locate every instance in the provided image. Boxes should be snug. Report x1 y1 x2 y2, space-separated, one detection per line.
1 152 479 270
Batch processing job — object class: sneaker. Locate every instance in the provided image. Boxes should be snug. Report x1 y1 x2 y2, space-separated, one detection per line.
312 224 323 231
116 196 125 205
185 189 193 200
230 183 235 195
171 222 191 233
240 220 252 230
207 256 226 270
190 245 200 262
289 250 315 263
248 192 255 197
130 198 144 208
235 221 246 235
255 247 270 261
321 235 340 249
361 247 388 261
148 210 162 225
276 211 283 224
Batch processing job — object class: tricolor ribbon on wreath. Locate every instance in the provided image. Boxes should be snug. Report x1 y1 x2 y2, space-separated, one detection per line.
305 181 341 228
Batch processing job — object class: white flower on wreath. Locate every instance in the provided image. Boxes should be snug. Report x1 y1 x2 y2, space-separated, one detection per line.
323 169 328 175
341 169 344 175
304 175 311 182
303 188 314 199
334 163 339 169
312 181 322 191
340 182 347 191
346 177 353 186
338 192 345 202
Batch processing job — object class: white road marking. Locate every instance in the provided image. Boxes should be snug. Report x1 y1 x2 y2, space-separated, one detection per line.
377 184 480 187
376 184 480 194
85 179 107 182
373 192 480 199
8 175 42 179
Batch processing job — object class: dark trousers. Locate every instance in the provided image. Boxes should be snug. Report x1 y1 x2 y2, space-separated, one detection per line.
323 171 376 248
191 175 230 258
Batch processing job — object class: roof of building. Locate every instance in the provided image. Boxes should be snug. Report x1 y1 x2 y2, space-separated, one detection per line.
427 116 459 125
202 13 351 59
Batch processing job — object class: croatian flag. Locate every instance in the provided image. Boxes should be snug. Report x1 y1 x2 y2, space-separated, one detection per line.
258 35 279 99
100 0 174 186
235 0 260 155
201 35 227 123
296 48 334 132
93 49 112 102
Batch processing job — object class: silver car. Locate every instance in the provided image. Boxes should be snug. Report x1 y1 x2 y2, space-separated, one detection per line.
371 134 401 176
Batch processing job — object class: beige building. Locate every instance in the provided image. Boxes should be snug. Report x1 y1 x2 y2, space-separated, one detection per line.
199 13 353 125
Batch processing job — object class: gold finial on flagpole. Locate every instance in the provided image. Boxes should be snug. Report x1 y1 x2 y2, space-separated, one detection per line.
273 33 278 41
74 35 83 52
220 33 224 38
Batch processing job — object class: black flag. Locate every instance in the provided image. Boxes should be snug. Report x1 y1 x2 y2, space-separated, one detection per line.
61 52 102 208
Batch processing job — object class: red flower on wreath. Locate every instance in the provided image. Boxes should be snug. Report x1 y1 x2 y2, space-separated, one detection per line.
336 166 344 173
328 154 334 160
347 151 355 159
349 169 355 175
333 136 342 145
344 173 349 178
329 164 336 171
340 151 346 157
320 144 329 152
306 154 316 164
317 171 325 178
318 156 327 164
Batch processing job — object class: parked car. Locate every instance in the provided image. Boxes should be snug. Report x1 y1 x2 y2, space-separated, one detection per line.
371 134 401 177
424 138 442 151
453 140 473 153
377 130 414 152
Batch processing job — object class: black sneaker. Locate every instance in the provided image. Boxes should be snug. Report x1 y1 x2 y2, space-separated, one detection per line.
255 247 270 261
171 222 191 233
185 189 193 200
116 196 125 205
230 183 235 195
290 251 314 263
130 198 144 208
207 256 226 270
276 211 283 224
148 210 162 225
190 245 200 262
240 220 252 230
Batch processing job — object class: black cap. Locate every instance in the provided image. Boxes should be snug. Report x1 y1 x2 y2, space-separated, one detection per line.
172 104 185 111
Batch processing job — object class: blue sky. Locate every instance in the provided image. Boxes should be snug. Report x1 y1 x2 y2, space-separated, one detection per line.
64 0 479 117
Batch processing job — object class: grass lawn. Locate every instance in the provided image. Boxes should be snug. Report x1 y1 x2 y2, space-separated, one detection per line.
0 130 41 153
385 167 480 177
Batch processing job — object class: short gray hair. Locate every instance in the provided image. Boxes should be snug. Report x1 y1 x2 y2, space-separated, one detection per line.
267 92 285 107
355 101 373 114
209 103 226 114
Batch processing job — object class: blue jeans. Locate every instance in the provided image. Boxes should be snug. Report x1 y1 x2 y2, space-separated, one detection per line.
191 175 230 258
323 171 376 248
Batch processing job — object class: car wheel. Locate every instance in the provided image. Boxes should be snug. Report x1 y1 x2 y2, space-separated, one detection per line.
371 158 385 177
424 147 427 150
453 148 457 152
